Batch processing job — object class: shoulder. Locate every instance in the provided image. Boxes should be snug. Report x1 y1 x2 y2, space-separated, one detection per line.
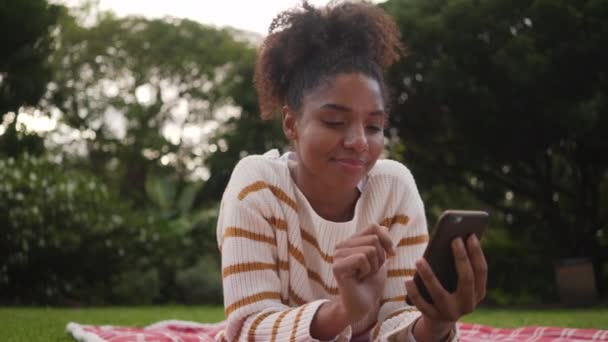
367 159 427 230
365 158 424 208
368 158 417 189
222 149 290 200
230 149 285 182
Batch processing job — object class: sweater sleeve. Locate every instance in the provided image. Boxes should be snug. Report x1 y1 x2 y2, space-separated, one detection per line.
216 157 345 342
370 166 459 342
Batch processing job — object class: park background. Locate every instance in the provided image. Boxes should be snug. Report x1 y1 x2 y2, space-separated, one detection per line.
1 0 607 338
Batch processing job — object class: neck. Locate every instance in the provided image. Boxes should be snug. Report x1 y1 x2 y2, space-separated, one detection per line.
289 160 360 222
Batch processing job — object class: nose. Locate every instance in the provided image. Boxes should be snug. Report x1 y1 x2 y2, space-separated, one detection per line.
343 125 368 153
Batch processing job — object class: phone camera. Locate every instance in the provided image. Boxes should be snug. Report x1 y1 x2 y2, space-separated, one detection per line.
451 215 463 224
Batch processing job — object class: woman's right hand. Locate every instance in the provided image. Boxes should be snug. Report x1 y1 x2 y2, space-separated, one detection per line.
332 224 396 324
311 224 395 340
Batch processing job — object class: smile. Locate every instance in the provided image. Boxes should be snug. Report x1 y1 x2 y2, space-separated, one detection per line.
333 158 366 172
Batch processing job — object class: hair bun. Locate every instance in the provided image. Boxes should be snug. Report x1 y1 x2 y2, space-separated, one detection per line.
255 1 405 119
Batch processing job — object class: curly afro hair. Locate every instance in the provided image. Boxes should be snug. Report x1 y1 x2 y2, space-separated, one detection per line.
254 0 406 120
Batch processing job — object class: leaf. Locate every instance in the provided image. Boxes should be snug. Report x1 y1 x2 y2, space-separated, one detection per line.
177 181 203 216
144 173 176 212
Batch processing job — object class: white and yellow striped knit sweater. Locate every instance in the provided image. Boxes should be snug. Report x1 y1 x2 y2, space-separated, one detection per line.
216 150 455 341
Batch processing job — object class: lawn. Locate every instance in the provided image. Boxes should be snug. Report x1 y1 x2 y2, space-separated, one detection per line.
0 306 606 341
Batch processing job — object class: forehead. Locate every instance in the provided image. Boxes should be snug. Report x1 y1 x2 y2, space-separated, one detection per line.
302 73 384 112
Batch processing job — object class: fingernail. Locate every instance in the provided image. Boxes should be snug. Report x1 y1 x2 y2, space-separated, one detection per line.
471 234 479 245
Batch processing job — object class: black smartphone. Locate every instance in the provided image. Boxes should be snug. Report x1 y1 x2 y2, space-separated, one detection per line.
406 210 489 305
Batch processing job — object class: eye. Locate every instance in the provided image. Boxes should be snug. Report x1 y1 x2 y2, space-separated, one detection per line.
366 126 383 133
323 120 344 127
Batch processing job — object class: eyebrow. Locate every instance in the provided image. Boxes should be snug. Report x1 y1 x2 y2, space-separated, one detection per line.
320 103 385 116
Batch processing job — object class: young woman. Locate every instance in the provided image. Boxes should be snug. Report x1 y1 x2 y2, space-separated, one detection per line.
216 2 487 341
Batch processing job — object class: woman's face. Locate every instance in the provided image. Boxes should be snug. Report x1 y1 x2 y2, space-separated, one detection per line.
284 72 386 191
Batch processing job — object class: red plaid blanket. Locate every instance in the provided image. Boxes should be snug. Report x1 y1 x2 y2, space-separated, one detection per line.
66 320 608 341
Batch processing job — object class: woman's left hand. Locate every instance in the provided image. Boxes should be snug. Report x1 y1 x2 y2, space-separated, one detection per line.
405 234 488 341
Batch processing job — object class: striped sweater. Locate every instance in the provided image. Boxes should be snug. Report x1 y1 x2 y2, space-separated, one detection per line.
216 150 454 341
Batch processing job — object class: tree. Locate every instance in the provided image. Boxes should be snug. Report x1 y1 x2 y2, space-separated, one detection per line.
45 10 257 205
198 47 286 204
0 0 61 156
0 5 267 304
382 0 608 293
0 0 60 114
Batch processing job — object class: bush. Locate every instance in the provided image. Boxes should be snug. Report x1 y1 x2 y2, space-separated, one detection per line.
0 154 164 305
175 254 222 305
111 269 161 305
0 153 225 305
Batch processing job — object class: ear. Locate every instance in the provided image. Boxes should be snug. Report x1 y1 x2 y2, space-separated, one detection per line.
282 105 298 141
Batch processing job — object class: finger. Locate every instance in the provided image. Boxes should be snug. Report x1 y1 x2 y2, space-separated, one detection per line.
359 224 395 256
335 235 386 265
371 224 396 256
467 234 488 302
333 254 361 281
336 246 380 275
414 258 451 308
356 224 379 236
352 253 373 280
333 253 373 282
405 279 440 320
452 237 475 313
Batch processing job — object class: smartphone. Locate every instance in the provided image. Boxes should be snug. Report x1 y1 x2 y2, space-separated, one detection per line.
406 210 489 305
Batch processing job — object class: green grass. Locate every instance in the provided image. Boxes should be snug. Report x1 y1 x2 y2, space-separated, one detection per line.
462 308 608 329
0 306 224 342
0 306 606 341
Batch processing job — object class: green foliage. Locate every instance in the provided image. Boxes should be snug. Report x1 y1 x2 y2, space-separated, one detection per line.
0 2 255 304
0 113 46 158
201 113 285 204
0 153 223 305
0 0 61 115
111 269 160 305
45 10 257 205
140 172 221 304
4 0 606 307
198 44 286 203
0 154 159 304
175 255 223 305
145 171 203 218
0 0 62 157
383 0 608 300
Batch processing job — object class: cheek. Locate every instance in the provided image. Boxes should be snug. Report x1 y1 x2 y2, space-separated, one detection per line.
300 126 341 155
367 133 384 156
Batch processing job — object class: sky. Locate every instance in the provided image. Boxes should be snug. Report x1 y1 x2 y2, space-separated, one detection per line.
95 0 386 35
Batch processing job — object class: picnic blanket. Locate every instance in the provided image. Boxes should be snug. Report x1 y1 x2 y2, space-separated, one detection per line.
66 320 608 341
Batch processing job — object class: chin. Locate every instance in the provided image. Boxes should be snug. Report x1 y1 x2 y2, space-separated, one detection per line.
332 174 364 190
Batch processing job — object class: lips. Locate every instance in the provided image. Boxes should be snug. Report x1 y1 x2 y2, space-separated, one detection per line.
333 157 366 173
334 158 366 166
